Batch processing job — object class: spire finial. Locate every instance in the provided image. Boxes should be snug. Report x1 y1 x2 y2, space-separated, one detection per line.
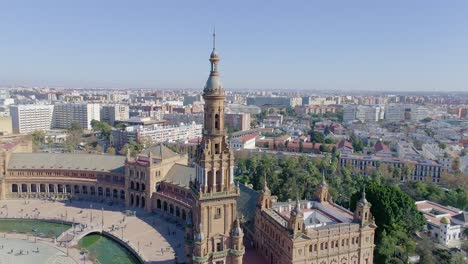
362 185 366 199
321 169 327 186
212 26 216 50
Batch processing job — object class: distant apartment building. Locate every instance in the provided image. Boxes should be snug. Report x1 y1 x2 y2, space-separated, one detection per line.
422 144 453 172
411 105 429 121
343 105 384 123
247 96 302 107
183 94 203 106
396 141 421 160
225 113 250 132
101 104 130 125
112 122 202 149
343 105 357 123
263 114 283 127
385 104 405 122
295 105 338 115
226 104 261 115
0 90 10 99
339 154 442 183
10 105 54 134
53 103 100 130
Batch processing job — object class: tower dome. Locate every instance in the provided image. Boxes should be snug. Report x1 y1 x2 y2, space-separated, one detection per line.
203 30 224 95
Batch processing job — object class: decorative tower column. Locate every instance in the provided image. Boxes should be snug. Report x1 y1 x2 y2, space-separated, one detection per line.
187 31 244 264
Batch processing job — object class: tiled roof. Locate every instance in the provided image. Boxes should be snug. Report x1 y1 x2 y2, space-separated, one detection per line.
453 212 468 223
140 144 179 159
164 164 195 188
237 184 259 228
337 140 353 150
8 153 126 174
374 141 390 152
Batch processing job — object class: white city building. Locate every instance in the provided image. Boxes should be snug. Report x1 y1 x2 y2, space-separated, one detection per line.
10 104 54 134
422 144 453 172
385 104 404 122
53 103 100 130
410 105 429 121
126 122 202 144
344 105 384 123
416 200 467 247
101 104 129 125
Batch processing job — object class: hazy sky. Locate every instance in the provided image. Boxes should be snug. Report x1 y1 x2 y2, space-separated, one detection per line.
1 0 467 91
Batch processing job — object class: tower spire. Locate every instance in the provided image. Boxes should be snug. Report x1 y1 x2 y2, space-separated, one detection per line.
212 27 216 51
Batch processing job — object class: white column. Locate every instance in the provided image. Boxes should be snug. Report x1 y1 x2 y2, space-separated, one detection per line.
230 166 234 184
213 168 217 190
221 168 225 188
204 169 208 187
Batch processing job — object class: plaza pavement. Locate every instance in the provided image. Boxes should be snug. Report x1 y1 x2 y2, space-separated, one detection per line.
0 199 184 264
0 236 76 264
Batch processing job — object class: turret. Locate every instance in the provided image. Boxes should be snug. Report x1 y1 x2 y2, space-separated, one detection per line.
257 176 272 210
354 187 372 226
289 199 305 236
231 216 244 264
314 171 330 202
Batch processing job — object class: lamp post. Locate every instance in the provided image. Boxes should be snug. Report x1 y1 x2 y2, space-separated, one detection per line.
90 204 93 223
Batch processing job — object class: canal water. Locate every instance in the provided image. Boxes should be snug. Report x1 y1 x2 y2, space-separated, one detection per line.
0 219 71 237
79 233 142 264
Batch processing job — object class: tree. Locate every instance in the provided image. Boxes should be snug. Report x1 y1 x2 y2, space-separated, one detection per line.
299 140 304 153
95 144 103 153
351 182 426 263
309 131 325 143
69 121 82 132
65 122 83 152
438 142 447 150
31 130 45 149
90 119 112 140
106 146 116 155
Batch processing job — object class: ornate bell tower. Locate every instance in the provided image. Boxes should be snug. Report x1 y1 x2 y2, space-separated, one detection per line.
187 31 244 264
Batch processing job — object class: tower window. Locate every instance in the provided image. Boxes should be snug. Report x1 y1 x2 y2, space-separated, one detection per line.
215 143 220 154
215 207 222 218
215 114 219 129
216 241 223 252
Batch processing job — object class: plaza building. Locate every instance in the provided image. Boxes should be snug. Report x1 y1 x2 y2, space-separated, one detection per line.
0 35 244 264
0 37 376 264
253 178 376 264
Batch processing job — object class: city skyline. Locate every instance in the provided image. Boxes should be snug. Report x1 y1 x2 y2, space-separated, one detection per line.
1 0 468 91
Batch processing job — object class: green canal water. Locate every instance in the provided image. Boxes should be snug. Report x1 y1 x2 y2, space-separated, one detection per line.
0 219 71 237
79 234 141 264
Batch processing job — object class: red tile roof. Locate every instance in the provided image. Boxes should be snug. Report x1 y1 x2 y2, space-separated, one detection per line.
374 141 390 152
337 140 353 150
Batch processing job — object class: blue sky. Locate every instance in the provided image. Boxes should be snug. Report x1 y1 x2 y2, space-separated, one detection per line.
0 0 467 91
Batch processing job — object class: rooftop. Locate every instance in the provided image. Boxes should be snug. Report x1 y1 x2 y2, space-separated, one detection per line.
8 153 125 174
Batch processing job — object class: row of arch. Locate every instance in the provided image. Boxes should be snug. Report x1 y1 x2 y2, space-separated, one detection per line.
129 193 146 209
10 183 125 200
156 198 188 221
129 181 146 192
